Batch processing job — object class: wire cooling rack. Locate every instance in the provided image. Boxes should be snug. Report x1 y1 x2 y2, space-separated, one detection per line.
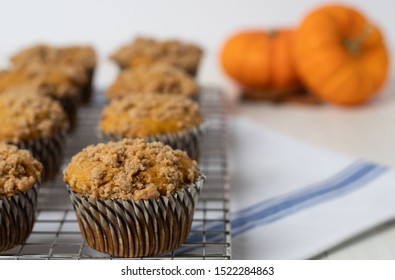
0 87 231 260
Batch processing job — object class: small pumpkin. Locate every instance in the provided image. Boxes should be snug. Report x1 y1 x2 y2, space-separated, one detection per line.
294 4 389 105
220 29 302 94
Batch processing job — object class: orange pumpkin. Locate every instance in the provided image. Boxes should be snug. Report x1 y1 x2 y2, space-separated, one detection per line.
220 29 302 93
294 4 389 105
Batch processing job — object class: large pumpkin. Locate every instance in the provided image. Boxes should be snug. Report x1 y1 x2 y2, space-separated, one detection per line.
294 4 389 105
220 29 302 93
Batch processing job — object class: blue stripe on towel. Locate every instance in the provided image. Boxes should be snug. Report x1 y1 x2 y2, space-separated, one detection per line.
231 161 371 220
232 164 387 237
186 161 387 244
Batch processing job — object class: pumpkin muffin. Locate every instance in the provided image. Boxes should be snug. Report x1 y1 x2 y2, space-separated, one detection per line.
11 44 96 103
0 68 79 131
0 93 67 181
110 36 203 76
106 63 198 100
64 138 205 257
99 93 204 160
0 143 42 252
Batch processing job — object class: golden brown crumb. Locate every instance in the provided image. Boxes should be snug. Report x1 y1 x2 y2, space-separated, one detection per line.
0 92 67 141
59 46 96 70
10 44 57 66
17 62 88 89
106 63 198 99
0 143 42 196
64 138 199 200
11 44 96 71
0 68 79 98
110 36 203 74
100 93 203 137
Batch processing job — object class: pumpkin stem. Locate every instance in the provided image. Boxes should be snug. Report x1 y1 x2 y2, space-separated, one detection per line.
267 29 278 38
343 25 373 55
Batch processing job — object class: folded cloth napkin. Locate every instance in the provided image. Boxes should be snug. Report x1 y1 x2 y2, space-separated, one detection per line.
227 116 395 259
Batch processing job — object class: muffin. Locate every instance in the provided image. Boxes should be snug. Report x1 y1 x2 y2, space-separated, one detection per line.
0 143 42 252
0 68 80 131
64 138 205 257
110 36 203 76
10 44 97 103
0 93 67 181
99 93 204 160
106 63 198 100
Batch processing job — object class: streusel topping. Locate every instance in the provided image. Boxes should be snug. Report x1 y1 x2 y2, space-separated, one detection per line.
0 93 67 141
100 93 202 137
0 68 79 98
64 139 199 200
0 144 42 196
11 44 96 71
110 36 202 74
59 46 96 70
107 63 198 99
18 62 88 88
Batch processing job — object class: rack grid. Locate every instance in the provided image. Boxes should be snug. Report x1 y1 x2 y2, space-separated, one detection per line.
0 87 231 260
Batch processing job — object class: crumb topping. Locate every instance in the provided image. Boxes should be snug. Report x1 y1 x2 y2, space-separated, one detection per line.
0 68 79 98
11 44 96 71
107 63 198 99
100 93 203 137
0 93 67 141
64 139 199 200
18 62 89 88
110 37 203 73
59 46 97 70
0 144 42 196
10 44 57 66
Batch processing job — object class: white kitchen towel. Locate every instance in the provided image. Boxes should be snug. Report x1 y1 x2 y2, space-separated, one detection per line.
200 116 395 259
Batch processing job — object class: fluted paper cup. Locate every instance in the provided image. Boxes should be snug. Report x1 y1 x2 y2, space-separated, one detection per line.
54 94 79 132
10 132 66 182
99 123 206 161
67 173 205 258
80 68 95 104
0 182 40 252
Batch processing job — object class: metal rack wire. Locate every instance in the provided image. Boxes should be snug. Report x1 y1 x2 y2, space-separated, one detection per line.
0 87 231 260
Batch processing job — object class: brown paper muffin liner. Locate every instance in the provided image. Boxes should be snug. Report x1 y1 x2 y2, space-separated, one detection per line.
67 173 205 258
9 132 66 182
80 68 95 104
99 123 206 161
0 182 40 252
53 94 79 132
190 90 200 103
185 65 199 78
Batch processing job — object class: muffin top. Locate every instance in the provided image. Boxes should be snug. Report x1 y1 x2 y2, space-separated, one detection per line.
106 63 198 99
0 143 42 196
10 44 57 66
11 44 96 71
64 138 199 200
110 36 203 74
0 93 67 141
18 62 88 88
58 45 97 70
0 68 79 98
100 93 203 137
